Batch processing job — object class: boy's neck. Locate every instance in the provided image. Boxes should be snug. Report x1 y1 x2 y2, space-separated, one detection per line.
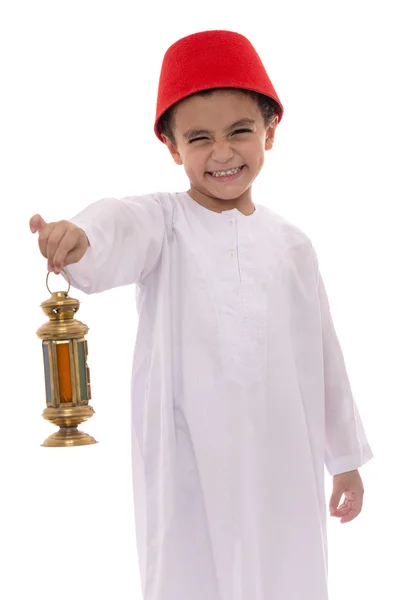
187 187 256 216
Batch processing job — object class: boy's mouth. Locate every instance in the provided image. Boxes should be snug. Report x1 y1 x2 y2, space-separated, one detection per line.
207 165 245 178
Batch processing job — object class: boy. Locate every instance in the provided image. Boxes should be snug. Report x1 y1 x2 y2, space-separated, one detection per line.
30 30 373 600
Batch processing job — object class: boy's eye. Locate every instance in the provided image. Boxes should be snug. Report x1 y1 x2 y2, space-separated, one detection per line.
189 128 253 143
189 136 208 143
232 128 252 135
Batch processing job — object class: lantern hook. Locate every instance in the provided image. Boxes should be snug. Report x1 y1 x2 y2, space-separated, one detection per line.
46 269 71 295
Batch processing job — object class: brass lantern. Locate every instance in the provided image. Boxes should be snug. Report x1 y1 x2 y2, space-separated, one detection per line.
37 271 97 447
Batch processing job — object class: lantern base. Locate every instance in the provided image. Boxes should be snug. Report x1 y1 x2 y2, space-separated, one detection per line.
41 405 97 447
41 427 97 447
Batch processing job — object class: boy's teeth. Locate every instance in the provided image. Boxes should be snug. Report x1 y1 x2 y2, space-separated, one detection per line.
210 166 242 177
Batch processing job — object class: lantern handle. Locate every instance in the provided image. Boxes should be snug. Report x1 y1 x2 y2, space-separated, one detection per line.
46 269 71 295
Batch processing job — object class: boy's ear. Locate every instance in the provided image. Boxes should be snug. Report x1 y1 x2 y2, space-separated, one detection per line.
265 116 278 151
162 134 183 165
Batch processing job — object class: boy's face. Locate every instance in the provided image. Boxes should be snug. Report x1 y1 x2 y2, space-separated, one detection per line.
162 89 277 210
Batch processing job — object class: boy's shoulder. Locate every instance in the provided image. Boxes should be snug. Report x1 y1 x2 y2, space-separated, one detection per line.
119 190 177 230
258 204 314 251
119 190 175 210
260 206 319 280
120 190 185 212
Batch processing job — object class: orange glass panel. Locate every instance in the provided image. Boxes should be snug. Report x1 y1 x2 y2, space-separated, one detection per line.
56 343 72 402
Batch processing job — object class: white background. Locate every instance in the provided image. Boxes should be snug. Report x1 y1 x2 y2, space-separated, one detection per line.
1 1 398 598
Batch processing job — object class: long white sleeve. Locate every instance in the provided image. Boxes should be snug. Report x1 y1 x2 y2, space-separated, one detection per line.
316 265 373 476
63 195 165 294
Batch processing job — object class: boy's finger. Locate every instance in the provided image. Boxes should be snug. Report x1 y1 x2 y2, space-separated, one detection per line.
340 508 359 523
52 229 81 272
51 249 82 274
30 214 47 233
329 490 343 513
43 222 69 264
38 222 57 259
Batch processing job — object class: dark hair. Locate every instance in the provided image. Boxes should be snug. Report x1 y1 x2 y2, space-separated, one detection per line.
158 87 280 145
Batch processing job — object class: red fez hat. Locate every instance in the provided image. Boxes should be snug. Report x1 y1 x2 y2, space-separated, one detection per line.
154 30 284 142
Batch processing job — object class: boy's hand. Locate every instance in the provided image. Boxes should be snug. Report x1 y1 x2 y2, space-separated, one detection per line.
329 469 364 524
30 214 89 274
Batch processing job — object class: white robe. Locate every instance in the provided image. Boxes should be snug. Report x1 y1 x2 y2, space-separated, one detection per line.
65 191 373 600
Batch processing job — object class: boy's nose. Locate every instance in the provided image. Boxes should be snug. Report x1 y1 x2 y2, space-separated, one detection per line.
211 140 234 162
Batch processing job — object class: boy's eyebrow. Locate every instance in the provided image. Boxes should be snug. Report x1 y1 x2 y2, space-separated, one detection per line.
183 118 256 140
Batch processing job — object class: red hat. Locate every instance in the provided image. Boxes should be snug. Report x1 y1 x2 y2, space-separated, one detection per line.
154 30 284 143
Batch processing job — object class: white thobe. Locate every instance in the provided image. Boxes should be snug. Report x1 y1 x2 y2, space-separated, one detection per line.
65 191 373 600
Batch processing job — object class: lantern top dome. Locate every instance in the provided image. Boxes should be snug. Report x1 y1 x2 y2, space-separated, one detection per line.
37 290 88 341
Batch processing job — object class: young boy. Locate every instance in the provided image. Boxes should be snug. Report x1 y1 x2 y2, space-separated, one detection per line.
30 30 373 600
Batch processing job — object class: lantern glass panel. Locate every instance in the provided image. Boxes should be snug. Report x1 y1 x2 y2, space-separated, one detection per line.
56 342 73 402
77 340 88 401
42 342 53 405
